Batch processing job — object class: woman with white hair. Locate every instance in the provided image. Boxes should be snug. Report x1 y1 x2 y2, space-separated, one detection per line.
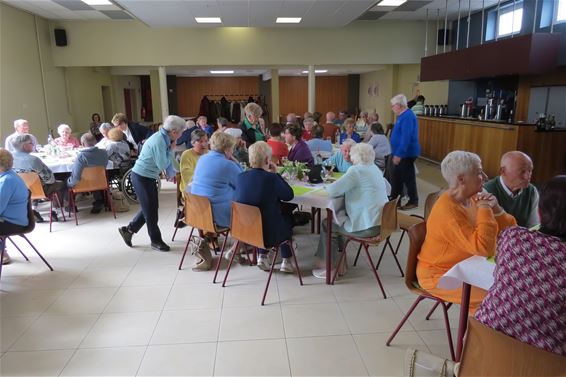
54 124 80 148
118 115 186 252
95 122 114 148
313 143 389 279
240 102 266 146
417 150 516 311
234 141 296 272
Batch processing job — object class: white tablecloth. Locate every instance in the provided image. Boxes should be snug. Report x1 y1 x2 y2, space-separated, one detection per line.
287 182 346 226
437 256 495 291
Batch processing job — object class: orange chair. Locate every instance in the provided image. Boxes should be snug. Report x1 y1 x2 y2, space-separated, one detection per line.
18 172 66 232
68 166 116 225
177 193 230 283
0 191 53 279
222 202 303 305
333 197 400 299
385 222 456 361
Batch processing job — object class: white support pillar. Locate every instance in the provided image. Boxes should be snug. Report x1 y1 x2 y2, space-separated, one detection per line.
158 66 169 119
307 65 316 113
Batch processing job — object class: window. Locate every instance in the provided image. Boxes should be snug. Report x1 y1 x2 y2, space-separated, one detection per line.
497 5 523 37
557 0 566 23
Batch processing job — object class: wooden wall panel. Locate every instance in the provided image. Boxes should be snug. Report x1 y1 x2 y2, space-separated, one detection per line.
279 77 308 117
515 67 566 122
176 77 260 117
517 126 566 185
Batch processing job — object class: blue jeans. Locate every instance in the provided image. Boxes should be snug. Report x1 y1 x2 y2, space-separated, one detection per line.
128 172 163 244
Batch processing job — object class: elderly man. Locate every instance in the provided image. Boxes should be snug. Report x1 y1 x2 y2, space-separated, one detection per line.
390 94 420 210
334 111 347 126
302 117 315 141
484 151 539 228
323 111 339 142
68 133 109 214
111 113 152 154
4 119 39 152
286 113 298 126
11 134 67 222
323 139 355 173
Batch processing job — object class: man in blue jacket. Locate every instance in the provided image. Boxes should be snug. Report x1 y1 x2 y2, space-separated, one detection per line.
390 94 421 210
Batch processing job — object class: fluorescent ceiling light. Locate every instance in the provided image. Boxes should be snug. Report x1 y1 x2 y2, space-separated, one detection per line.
82 0 112 5
210 70 234 74
276 17 302 23
302 70 328 74
195 17 222 23
376 0 407 6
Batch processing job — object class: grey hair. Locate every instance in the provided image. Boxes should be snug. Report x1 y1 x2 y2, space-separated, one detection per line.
80 133 96 147
390 94 408 107
350 143 375 165
186 120 196 128
162 115 187 133
303 117 315 125
209 131 235 153
248 141 272 169
99 122 113 133
0 148 14 171
441 150 482 188
11 134 33 151
13 119 27 129
341 138 357 149
191 129 207 144
57 124 72 135
244 102 263 118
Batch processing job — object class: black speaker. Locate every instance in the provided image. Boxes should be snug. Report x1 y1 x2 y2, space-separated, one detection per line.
437 29 452 45
54 29 67 47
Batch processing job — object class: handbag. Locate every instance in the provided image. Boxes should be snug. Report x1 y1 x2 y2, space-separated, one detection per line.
110 189 130 212
404 348 456 377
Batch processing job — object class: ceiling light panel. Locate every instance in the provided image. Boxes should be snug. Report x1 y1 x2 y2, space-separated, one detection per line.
276 17 302 23
195 17 222 23
210 70 234 74
376 0 407 6
82 0 112 5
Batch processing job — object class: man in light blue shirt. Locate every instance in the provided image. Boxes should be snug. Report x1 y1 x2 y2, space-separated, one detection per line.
307 125 333 156
323 139 355 173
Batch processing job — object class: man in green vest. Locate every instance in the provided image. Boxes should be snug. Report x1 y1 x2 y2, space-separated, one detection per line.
484 151 539 228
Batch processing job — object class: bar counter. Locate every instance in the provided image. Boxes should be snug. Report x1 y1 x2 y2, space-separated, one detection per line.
418 116 566 185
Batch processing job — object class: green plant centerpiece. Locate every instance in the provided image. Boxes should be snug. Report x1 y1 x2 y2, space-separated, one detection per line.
279 160 310 182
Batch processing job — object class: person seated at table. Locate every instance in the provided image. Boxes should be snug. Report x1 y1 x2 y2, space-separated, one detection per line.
266 123 288 165
355 111 369 135
224 128 249 165
67 133 109 214
90 113 103 142
215 117 229 134
95 123 114 149
323 139 355 173
285 113 298 126
190 132 243 270
339 118 361 144
416 151 516 312
11 134 66 222
307 125 333 156
484 151 539 228
0 148 29 266
53 124 80 149
475 175 566 356
4 119 39 152
322 112 339 142
105 128 131 170
235 141 296 273
366 122 391 171
111 113 152 155
302 117 315 141
312 143 389 279
334 111 347 126
180 129 208 194
196 116 214 138
363 112 383 142
285 123 313 166
175 120 198 149
240 102 266 146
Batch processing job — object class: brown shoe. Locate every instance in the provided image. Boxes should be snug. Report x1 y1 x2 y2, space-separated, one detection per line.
399 203 418 210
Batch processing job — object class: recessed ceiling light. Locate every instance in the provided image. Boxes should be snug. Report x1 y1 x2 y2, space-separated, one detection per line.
302 70 328 74
210 70 234 74
276 17 302 23
81 0 112 5
376 0 407 6
195 17 222 23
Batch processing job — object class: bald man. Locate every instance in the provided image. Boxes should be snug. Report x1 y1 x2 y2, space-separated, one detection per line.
484 151 539 228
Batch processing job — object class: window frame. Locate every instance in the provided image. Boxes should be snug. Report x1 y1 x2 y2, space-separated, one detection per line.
496 2 524 38
556 0 566 24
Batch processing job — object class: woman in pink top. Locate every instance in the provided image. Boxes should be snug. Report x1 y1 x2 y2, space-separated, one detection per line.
53 124 80 148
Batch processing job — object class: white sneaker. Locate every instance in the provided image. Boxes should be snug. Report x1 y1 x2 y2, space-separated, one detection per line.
257 255 271 271
312 268 327 279
280 258 294 273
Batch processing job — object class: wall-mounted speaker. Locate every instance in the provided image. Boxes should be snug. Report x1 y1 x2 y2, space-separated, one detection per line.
437 29 452 45
54 29 67 47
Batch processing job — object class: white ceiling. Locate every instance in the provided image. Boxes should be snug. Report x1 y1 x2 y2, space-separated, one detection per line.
2 0 502 26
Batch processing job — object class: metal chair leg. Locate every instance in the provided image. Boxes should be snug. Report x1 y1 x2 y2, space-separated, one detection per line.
8 237 29 261
386 296 425 346
212 231 229 283
425 301 453 320
331 239 351 285
352 244 363 266
21 235 53 271
178 227 195 270
440 301 456 361
261 247 279 305
363 244 387 299
222 241 240 287
288 240 303 286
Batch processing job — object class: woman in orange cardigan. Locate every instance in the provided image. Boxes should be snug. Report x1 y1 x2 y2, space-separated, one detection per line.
417 151 516 311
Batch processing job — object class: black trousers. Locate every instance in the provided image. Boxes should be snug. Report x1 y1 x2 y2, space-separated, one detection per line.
390 157 419 205
0 221 28 250
127 172 163 243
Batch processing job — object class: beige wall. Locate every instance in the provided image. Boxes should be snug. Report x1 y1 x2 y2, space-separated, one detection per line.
395 64 449 106
359 66 395 125
111 75 141 122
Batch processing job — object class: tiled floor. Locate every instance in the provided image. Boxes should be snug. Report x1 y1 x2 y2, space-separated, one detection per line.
0 160 458 376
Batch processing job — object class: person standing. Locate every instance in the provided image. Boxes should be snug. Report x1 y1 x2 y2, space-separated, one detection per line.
118 115 186 252
389 94 420 210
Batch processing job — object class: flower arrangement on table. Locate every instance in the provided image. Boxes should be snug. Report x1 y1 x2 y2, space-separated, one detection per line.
279 160 310 182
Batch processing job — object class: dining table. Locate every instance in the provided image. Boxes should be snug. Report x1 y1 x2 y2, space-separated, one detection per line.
437 255 496 361
32 151 113 174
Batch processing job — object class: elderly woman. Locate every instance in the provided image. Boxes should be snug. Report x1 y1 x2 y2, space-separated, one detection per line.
179 129 208 193
312 143 389 279
302 117 315 141
355 111 369 135
339 118 361 144
284 123 314 166
0 148 29 265
475 175 566 356
53 124 80 148
96 123 113 149
118 115 186 252
366 122 391 171
240 102 265 146
323 139 355 173
224 128 249 165
234 141 296 272
90 113 103 142
105 127 131 169
417 151 516 311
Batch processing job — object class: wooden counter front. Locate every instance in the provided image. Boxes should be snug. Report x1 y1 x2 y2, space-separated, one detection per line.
418 116 566 185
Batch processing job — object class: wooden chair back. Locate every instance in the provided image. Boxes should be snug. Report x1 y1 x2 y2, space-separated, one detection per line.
184 193 217 234
423 190 442 221
18 172 47 200
379 197 399 240
72 166 109 193
405 222 427 293
230 202 265 249
459 318 566 376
